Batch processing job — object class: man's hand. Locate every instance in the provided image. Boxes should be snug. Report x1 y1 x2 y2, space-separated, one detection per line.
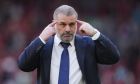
77 20 97 37
39 22 56 42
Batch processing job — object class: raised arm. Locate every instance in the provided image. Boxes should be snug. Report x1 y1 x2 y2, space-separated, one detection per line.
77 20 120 64
18 22 56 72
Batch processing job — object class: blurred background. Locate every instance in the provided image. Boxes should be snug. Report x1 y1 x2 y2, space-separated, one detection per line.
0 0 140 84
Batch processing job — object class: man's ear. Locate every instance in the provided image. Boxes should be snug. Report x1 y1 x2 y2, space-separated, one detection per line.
76 25 85 36
77 21 80 29
54 24 57 29
52 19 56 22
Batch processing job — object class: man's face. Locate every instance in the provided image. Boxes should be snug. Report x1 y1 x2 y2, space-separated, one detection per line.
54 14 77 43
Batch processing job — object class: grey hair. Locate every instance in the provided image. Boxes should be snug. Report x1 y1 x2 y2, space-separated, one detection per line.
53 5 78 19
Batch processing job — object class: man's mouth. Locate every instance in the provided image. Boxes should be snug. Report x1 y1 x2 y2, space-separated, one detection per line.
62 34 73 40
63 35 71 37
63 34 72 37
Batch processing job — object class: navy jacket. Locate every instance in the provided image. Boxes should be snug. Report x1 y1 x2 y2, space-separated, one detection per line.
18 34 120 84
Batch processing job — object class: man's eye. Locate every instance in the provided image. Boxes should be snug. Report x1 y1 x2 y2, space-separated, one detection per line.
60 23 66 26
69 23 75 27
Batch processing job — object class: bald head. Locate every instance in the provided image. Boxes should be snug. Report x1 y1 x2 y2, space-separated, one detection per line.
53 5 78 20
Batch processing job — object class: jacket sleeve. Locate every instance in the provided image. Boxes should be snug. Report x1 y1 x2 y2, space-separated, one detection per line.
94 34 120 64
18 37 45 72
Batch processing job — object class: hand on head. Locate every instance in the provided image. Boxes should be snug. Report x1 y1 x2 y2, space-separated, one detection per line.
77 20 97 37
39 20 98 42
39 21 56 41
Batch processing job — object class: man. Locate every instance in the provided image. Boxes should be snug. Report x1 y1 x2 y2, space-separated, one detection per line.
18 5 120 84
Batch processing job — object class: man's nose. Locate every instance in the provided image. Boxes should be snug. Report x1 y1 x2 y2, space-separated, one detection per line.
65 25 71 32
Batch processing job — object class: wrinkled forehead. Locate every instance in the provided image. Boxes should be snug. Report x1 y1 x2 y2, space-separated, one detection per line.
55 14 77 24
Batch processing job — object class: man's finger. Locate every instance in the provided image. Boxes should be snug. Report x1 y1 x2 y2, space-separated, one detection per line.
48 21 56 27
77 20 85 25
